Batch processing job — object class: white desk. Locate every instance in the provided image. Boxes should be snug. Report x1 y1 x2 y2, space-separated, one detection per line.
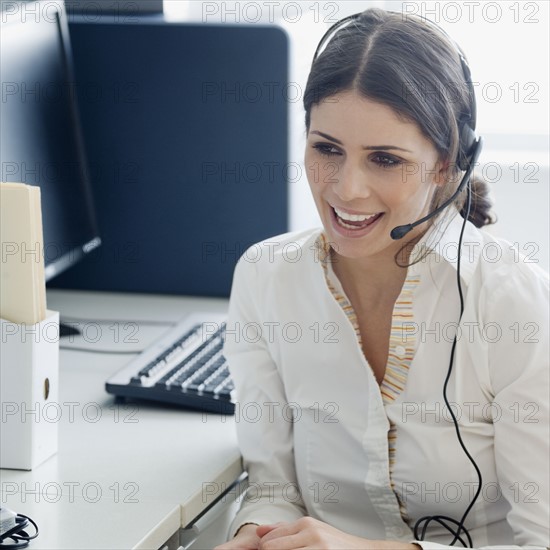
0 290 243 549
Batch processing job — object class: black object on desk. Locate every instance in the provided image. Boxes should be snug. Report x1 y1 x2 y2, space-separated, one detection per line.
106 312 235 414
49 20 289 297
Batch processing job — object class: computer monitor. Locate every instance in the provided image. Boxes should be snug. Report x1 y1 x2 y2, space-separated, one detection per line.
48 18 288 297
0 1 101 285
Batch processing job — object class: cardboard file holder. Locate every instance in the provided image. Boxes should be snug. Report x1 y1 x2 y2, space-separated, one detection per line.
0 310 59 470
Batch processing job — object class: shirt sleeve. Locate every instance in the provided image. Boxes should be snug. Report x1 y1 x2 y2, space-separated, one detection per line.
415 264 549 550
223 253 307 538
486 266 549 547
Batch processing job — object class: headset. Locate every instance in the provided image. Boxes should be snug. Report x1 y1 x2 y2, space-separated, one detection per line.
311 11 484 548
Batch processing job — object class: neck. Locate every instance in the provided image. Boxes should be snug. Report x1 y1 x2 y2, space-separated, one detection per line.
329 231 424 305
332 251 406 304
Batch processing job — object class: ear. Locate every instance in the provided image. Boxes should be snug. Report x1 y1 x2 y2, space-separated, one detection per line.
434 158 452 186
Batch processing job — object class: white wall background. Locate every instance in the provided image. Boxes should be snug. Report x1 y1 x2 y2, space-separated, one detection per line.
164 0 549 270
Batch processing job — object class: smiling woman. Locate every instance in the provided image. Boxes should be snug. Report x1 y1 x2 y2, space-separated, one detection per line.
217 7 549 550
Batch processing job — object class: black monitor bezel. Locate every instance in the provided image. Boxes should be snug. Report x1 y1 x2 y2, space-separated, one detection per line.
1 0 101 282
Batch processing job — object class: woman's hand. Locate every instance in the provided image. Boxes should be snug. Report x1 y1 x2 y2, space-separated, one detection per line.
214 524 261 550
255 517 420 550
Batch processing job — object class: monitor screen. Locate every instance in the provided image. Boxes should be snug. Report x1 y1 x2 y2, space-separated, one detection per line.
48 20 288 297
0 0 101 281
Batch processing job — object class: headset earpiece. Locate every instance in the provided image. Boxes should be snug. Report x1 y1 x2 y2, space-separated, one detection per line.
456 55 478 172
458 117 477 171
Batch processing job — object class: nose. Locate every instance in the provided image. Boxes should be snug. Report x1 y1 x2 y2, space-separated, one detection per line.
332 160 372 203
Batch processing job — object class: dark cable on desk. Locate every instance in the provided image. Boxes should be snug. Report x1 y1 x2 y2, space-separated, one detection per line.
59 345 142 354
0 513 38 549
60 315 177 327
59 315 176 353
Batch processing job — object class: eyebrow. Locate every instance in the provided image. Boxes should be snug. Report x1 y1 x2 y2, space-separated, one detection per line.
309 131 413 153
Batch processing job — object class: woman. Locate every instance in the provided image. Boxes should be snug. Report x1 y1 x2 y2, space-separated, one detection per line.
217 8 549 550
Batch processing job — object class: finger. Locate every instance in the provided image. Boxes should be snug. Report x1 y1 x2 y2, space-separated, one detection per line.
259 533 305 550
256 523 283 537
214 541 258 550
258 522 299 543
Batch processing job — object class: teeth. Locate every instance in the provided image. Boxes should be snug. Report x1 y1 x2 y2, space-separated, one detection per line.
333 207 379 222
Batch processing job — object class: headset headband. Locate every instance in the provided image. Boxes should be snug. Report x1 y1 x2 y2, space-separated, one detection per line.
311 10 479 169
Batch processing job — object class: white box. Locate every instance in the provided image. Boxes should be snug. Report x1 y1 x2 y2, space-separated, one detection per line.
0 310 59 470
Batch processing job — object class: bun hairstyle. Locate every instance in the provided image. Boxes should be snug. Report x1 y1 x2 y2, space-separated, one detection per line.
303 8 495 230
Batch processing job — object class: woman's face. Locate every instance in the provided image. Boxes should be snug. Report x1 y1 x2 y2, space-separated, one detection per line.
304 90 447 263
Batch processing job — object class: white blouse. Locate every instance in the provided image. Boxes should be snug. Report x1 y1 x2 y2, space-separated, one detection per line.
223 211 549 549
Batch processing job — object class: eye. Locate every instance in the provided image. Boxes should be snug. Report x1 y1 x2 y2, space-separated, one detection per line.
312 142 342 157
371 153 402 169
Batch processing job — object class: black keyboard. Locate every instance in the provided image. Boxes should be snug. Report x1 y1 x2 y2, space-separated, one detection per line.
105 312 235 414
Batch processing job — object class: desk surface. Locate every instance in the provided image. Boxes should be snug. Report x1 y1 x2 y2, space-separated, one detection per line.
0 290 242 550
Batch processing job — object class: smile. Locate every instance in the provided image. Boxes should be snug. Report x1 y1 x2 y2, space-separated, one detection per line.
332 206 383 230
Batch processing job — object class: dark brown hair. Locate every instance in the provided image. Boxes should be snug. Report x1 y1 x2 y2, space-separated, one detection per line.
303 8 495 231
